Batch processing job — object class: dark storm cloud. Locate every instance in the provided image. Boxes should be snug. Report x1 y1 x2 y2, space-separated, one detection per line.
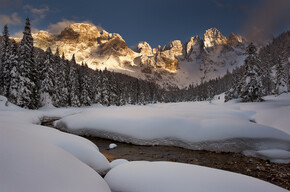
242 0 290 43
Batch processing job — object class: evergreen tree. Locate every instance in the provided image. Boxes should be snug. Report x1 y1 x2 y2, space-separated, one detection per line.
94 70 102 104
260 45 274 95
68 54 80 107
108 72 120 106
52 48 69 107
8 41 19 104
52 48 61 106
275 56 288 94
100 69 110 106
79 63 92 106
0 25 10 96
39 47 55 107
225 68 242 102
57 52 70 107
287 60 290 91
240 43 264 102
18 18 39 109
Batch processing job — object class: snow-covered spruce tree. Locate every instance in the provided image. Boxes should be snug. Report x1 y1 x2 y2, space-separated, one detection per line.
52 48 61 106
8 40 19 104
55 52 69 107
108 72 120 106
88 67 97 103
225 68 243 102
79 63 92 106
275 56 288 95
94 70 102 104
18 18 40 109
39 47 55 107
68 54 80 107
259 44 274 95
0 25 10 96
52 48 69 107
99 69 110 106
240 43 264 102
287 59 290 91
129 79 139 104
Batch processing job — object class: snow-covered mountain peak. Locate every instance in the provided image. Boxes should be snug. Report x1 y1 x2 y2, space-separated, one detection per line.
203 28 227 48
185 36 203 58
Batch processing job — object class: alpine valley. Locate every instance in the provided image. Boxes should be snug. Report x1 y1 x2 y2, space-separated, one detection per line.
15 23 248 89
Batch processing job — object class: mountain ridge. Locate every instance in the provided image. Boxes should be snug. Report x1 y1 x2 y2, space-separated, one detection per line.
13 23 248 89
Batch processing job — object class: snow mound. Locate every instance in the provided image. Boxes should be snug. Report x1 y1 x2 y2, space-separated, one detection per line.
105 161 287 192
0 127 111 192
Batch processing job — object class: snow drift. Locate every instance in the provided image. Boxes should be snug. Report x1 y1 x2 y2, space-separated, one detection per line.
105 161 288 192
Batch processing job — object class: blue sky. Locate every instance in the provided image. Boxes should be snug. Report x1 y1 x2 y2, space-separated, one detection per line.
0 0 289 48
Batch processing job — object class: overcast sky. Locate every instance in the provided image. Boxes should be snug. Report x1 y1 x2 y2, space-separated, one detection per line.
0 0 289 47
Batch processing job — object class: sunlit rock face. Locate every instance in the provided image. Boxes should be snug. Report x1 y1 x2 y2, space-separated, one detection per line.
11 23 248 89
101 36 133 57
137 41 153 56
185 36 203 61
203 28 228 48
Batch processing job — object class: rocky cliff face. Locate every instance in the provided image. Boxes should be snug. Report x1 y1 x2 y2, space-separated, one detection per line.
21 23 248 89
203 28 228 48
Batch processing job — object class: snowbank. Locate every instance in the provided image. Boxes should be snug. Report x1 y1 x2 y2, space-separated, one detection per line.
0 109 110 175
105 161 287 192
55 95 290 162
0 127 111 192
0 96 110 176
246 94 290 135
